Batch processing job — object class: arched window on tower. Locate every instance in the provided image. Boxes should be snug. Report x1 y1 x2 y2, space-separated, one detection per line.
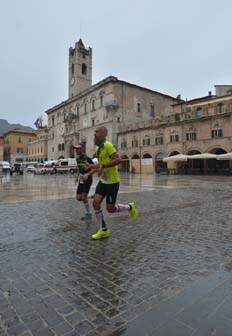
71 64 74 74
82 63 87 75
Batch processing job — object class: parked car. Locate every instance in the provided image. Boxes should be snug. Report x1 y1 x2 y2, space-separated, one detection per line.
0 161 11 172
26 165 36 173
53 159 77 174
34 163 45 175
10 163 23 175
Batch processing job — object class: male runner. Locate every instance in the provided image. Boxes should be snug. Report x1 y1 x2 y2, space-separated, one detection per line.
73 144 94 220
85 126 138 239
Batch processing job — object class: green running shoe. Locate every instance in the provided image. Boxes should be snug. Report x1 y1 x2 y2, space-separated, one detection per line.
129 202 138 220
91 228 110 240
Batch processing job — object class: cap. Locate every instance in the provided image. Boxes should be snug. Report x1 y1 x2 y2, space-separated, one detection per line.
73 144 84 149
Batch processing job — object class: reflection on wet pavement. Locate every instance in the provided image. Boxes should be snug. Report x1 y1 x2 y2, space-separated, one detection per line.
1 172 232 335
1 172 232 203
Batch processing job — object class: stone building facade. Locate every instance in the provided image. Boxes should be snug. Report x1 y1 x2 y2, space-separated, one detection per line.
27 127 49 162
0 136 3 161
46 39 179 160
118 88 232 174
3 129 37 163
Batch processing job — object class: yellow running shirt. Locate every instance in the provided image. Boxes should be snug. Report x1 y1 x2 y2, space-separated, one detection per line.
96 140 120 184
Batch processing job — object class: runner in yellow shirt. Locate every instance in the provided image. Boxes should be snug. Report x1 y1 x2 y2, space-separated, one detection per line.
84 126 138 239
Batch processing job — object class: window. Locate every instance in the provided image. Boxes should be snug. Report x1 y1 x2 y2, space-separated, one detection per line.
100 95 104 107
137 103 141 113
82 63 87 75
143 136 150 146
170 133 179 142
155 136 164 145
211 129 223 138
52 147 54 152
208 107 214 116
186 132 197 141
132 138 138 147
195 107 203 118
217 103 225 114
28 138 32 143
58 144 62 151
76 106 79 116
121 140 127 149
150 104 155 117
92 99 95 111
17 148 23 153
18 136 22 143
84 103 87 113
52 116 55 126
92 119 95 126
62 143 65 151
71 64 74 74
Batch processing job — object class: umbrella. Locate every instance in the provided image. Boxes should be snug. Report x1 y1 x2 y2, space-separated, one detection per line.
217 152 232 160
163 154 188 162
188 153 218 159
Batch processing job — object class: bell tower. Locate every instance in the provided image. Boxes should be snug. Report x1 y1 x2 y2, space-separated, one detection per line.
68 39 92 98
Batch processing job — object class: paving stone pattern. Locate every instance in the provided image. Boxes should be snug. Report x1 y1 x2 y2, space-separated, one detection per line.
1 177 232 335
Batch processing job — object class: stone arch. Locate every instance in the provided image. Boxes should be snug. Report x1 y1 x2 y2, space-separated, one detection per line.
120 154 130 172
131 153 140 159
154 152 167 173
207 146 228 154
187 149 203 172
142 153 152 159
168 150 181 157
131 153 140 173
186 148 201 155
207 147 229 174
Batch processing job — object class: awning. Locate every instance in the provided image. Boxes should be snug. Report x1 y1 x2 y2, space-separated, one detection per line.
217 152 232 160
188 153 218 159
163 154 188 162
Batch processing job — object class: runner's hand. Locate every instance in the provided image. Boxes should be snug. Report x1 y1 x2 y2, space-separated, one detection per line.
84 162 91 170
97 166 103 177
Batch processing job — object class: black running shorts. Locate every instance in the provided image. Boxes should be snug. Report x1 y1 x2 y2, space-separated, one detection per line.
95 181 120 204
76 181 92 195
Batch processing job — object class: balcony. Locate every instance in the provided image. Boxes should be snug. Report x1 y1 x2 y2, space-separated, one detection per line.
104 100 119 111
64 113 78 123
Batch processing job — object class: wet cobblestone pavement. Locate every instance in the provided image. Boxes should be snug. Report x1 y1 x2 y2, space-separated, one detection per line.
1 173 232 335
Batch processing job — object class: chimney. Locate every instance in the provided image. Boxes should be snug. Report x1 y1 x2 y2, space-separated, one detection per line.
208 91 212 96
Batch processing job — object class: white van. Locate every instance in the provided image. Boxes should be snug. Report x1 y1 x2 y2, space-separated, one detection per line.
53 158 77 174
0 161 11 172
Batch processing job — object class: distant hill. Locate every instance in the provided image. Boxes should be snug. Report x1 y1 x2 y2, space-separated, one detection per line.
0 119 35 135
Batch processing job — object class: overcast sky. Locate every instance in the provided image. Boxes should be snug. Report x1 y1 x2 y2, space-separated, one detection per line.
0 0 231 127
